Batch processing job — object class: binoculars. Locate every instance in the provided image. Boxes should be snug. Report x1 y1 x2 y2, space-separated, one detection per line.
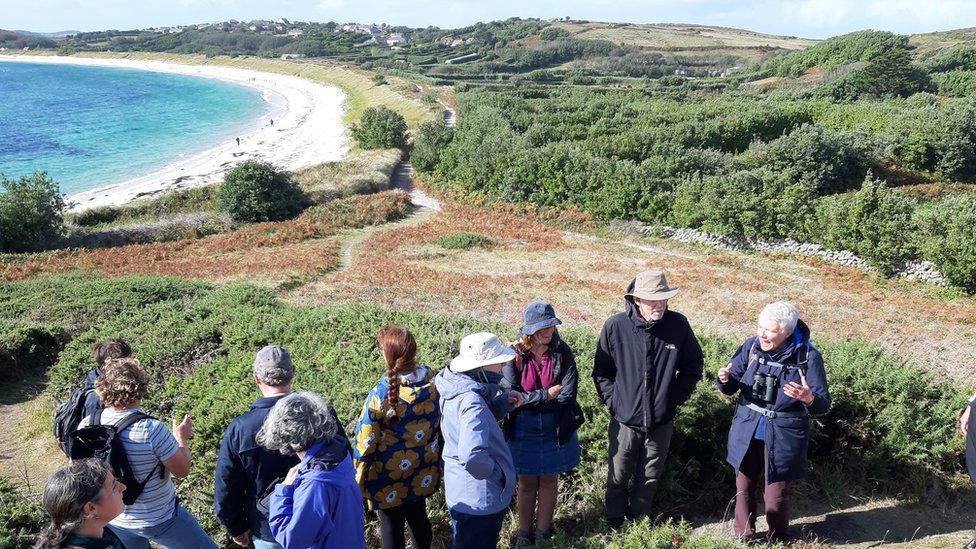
751 373 779 404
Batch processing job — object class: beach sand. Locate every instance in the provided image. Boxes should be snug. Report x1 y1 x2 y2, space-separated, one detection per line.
0 55 349 212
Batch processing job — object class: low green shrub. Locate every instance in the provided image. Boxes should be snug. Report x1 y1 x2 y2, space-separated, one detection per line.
915 194 976 292
811 176 917 275
434 231 496 250
217 161 306 223
0 477 45 549
0 321 63 382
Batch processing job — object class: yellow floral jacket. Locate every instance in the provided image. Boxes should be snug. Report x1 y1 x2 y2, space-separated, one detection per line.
352 366 442 510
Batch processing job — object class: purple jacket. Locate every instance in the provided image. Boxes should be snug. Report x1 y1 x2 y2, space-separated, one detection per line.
269 437 365 549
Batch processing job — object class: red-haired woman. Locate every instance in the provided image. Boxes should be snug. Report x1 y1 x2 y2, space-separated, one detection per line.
352 326 441 549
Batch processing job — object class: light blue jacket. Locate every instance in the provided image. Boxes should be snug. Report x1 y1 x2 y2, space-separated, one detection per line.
434 368 516 515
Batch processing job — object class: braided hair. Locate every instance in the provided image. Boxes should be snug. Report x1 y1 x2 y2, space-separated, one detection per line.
35 459 110 549
377 325 418 427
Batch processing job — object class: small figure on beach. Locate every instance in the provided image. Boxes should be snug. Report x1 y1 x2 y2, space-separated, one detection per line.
269 119 274 127
236 137 240 146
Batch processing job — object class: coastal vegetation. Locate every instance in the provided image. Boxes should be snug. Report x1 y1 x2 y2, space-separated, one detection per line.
217 160 306 223
351 106 408 150
0 172 65 253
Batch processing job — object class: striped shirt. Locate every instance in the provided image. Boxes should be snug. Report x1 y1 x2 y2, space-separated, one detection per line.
79 408 180 528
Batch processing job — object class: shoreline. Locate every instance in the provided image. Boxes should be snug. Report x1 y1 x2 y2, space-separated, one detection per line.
0 55 350 212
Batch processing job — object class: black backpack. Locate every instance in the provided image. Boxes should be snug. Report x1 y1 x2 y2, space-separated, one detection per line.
53 374 102 457
66 409 164 506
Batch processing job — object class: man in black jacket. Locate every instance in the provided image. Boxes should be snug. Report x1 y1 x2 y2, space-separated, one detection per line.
962 392 976 549
214 345 300 548
593 270 704 530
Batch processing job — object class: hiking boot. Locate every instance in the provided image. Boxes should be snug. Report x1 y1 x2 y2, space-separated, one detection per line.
606 517 625 533
514 531 534 548
963 537 976 549
534 529 552 549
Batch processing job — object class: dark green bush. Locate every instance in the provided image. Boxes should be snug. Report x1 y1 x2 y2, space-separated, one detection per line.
915 194 976 292
932 70 976 98
0 478 45 549
733 123 876 195
0 172 65 252
812 176 917 275
410 121 454 172
670 169 817 240
921 44 976 73
0 321 63 382
351 106 408 150
435 231 495 250
217 161 305 223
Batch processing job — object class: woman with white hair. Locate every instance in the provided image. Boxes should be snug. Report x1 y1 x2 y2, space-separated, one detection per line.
256 391 365 549
716 301 831 543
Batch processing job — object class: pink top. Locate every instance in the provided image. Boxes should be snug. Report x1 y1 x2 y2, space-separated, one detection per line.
520 352 555 392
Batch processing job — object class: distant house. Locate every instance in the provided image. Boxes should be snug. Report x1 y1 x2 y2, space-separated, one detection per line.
386 33 407 46
276 18 290 25
280 53 304 60
287 29 303 37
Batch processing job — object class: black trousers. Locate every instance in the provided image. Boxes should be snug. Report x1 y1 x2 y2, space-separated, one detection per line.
377 498 433 549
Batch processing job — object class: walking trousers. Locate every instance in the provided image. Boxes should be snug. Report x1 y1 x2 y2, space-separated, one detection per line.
734 437 789 542
605 418 674 522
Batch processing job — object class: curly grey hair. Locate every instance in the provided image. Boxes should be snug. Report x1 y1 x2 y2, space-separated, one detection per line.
759 300 799 333
256 391 338 455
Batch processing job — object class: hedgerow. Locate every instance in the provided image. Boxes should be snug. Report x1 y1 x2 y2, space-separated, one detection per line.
0 275 960 545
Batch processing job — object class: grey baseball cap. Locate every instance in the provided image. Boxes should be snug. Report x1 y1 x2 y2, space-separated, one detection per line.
252 345 296 385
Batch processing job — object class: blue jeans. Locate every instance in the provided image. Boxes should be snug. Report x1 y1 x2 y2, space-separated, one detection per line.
111 505 218 549
449 508 506 549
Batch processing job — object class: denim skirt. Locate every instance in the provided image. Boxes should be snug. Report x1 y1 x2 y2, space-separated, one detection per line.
507 409 581 475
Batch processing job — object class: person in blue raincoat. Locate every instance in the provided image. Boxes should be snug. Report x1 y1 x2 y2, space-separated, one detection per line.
434 332 525 549
716 301 830 544
256 391 365 549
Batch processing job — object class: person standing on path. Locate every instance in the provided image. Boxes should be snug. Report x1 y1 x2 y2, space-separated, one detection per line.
592 269 704 531
961 390 976 549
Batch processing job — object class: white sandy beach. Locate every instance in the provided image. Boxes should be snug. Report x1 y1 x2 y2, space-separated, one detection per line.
0 55 349 212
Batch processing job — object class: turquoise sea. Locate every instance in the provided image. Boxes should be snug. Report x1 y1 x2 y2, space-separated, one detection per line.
0 60 269 195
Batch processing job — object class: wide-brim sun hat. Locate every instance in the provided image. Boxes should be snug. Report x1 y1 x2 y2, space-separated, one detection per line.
625 269 678 301
521 299 562 336
450 332 516 373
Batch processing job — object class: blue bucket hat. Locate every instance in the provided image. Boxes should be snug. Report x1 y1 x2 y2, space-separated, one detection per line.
521 300 562 336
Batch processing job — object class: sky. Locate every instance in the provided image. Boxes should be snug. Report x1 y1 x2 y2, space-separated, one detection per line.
5 0 976 39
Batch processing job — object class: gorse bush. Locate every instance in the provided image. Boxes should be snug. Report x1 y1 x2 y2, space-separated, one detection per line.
217 160 305 223
0 172 65 253
812 176 917 275
914 194 976 292
435 231 496 250
352 106 408 150
0 478 45 549
1 275 961 546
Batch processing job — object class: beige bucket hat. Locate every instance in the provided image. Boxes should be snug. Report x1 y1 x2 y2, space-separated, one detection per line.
626 269 678 301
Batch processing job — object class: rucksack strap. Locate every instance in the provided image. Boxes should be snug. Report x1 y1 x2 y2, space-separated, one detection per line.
91 407 103 426
113 411 152 433
110 411 167 483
